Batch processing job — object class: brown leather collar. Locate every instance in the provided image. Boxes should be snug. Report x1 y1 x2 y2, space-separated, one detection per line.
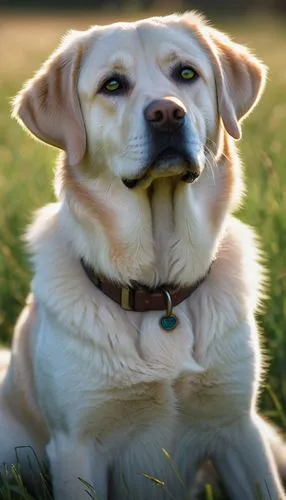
81 259 209 312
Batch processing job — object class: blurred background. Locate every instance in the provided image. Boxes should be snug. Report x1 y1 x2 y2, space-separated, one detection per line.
0 0 285 436
1 0 286 14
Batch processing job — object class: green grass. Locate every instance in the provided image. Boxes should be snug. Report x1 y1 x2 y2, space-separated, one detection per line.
0 451 224 500
0 11 285 499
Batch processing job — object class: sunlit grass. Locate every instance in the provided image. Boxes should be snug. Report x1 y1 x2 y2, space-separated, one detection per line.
0 446 224 500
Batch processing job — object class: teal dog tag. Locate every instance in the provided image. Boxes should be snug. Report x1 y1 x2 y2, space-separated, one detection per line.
159 314 179 332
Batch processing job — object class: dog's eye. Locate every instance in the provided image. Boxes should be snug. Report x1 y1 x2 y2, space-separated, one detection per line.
105 79 120 92
174 65 198 83
180 67 196 80
100 74 130 95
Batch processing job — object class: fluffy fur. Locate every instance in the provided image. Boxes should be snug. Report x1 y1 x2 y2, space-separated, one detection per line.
0 12 285 500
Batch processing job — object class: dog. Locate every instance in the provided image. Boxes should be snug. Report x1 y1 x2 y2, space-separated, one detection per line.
0 11 285 500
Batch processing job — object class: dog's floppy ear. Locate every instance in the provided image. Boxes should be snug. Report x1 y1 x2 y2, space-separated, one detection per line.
182 14 267 139
13 32 86 166
206 27 267 139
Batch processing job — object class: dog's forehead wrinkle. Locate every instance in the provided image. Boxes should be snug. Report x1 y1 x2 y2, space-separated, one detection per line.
158 47 187 68
108 51 134 72
80 27 140 86
134 23 157 85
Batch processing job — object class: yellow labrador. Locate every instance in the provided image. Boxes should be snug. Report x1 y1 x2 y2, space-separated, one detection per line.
1 12 285 500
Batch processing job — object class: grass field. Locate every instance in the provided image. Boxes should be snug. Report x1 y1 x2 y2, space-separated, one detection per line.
0 10 285 498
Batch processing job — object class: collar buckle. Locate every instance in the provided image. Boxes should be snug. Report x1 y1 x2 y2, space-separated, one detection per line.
121 287 133 310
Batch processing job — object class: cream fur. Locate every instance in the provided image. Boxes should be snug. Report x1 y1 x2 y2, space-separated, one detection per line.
1 12 285 500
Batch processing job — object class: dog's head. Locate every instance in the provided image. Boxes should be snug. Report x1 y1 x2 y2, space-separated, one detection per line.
13 13 266 190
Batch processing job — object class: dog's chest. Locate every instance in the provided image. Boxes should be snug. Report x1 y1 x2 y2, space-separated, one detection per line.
38 297 201 385
35 268 255 444
34 300 201 437
173 321 257 425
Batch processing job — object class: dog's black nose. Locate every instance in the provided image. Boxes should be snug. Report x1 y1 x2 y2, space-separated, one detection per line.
144 97 186 132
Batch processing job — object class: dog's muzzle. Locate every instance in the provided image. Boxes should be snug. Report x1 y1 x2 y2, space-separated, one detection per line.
122 97 202 189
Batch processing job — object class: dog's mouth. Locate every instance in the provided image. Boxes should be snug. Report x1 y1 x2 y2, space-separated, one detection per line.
122 147 201 189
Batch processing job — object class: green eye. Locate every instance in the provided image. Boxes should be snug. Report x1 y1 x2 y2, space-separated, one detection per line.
104 79 120 92
101 74 130 95
179 66 197 80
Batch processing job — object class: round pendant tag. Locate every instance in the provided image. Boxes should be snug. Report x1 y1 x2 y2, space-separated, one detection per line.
159 314 179 332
